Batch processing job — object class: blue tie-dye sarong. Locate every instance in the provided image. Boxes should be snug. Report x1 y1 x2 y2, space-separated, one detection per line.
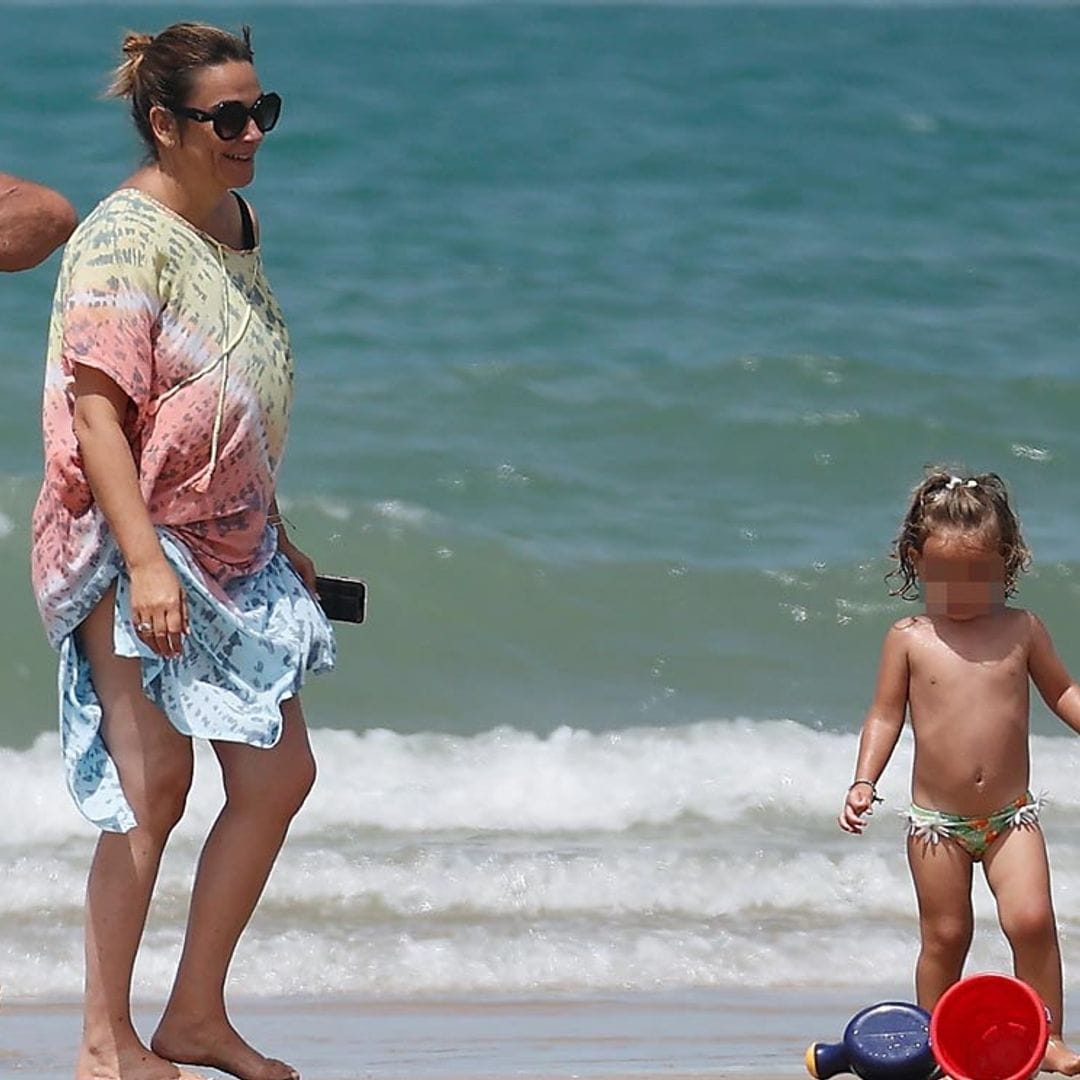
56 529 335 832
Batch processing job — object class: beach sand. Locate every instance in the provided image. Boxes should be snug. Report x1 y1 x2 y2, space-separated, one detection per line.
0 986 915 1079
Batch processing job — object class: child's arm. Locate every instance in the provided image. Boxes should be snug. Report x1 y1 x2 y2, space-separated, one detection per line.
1028 611 1080 734
840 622 910 834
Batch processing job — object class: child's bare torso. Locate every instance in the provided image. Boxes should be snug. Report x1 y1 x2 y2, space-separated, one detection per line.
902 607 1033 815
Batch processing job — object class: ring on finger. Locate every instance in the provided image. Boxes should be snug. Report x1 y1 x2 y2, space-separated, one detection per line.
136 622 153 632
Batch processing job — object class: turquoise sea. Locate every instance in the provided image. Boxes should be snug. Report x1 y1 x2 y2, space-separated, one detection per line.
4 2 1080 1000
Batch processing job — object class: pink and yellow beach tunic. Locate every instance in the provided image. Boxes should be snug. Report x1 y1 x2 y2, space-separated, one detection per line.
32 188 334 832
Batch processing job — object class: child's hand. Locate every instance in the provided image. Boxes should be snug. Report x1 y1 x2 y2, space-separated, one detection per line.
839 780 881 834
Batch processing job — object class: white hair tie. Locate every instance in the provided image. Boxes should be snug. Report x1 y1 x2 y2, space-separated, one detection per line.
945 476 977 490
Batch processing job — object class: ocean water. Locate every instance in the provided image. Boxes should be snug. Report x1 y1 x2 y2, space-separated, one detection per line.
4 1 1080 1001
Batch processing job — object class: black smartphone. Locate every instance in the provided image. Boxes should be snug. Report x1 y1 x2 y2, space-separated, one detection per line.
315 574 367 624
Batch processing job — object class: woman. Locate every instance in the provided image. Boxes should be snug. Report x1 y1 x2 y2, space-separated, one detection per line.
31 23 334 1080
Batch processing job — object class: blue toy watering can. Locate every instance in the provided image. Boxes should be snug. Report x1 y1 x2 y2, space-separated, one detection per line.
806 1000 934 1080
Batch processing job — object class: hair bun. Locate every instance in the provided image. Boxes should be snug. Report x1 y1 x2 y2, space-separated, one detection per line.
121 32 154 55
107 31 155 99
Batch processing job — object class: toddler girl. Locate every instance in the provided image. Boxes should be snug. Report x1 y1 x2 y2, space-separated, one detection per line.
840 468 1080 1074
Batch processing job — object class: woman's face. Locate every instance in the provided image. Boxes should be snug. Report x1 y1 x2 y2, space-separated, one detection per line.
167 60 269 190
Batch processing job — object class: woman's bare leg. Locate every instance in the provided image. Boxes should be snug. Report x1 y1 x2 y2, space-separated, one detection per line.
151 695 315 1080
76 588 205 1080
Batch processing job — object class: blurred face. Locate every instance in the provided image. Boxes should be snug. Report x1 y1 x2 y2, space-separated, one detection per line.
914 530 1006 621
163 60 271 190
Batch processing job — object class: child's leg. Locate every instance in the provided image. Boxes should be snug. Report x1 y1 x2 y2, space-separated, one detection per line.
983 825 1080 1075
906 834 975 1010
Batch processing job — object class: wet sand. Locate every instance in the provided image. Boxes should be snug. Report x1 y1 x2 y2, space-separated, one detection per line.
0 986 914 1078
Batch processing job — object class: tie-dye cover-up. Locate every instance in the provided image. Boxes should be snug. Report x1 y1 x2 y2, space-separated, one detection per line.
31 188 335 833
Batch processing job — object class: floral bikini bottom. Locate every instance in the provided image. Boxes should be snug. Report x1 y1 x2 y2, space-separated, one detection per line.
903 792 1044 860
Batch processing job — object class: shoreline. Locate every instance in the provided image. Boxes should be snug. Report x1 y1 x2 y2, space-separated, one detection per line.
1 986 917 1079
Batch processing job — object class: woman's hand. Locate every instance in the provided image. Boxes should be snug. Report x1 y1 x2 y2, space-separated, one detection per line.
278 533 318 595
130 556 189 658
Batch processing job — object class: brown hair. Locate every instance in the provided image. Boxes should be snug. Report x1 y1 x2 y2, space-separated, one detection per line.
888 467 1031 600
106 23 255 159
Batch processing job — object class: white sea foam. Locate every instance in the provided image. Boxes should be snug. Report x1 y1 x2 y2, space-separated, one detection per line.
6 721 1080 999
11 719 1080 841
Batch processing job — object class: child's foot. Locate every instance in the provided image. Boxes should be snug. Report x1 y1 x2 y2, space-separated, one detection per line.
1043 1037 1080 1075
77 1040 207 1080
151 1016 299 1080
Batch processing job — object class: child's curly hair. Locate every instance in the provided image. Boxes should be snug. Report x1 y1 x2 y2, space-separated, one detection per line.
887 467 1031 600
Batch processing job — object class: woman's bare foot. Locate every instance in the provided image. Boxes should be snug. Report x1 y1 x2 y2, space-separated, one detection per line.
150 1015 298 1080
1044 1037 1080 1076
77 1039 208 1080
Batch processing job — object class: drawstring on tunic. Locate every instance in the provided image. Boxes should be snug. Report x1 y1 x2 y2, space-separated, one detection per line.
147 241 254 493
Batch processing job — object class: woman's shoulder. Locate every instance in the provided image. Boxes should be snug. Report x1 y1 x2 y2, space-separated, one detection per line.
65 189 165 256
61 189 190 294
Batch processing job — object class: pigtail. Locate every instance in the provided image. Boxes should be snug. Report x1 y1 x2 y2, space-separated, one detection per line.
972 472 1031 595
888 468 952 600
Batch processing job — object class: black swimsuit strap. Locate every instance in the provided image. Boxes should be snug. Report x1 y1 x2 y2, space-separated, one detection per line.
233 191 255 249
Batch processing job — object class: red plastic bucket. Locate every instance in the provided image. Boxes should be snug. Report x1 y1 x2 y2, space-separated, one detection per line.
930 974 1048 1080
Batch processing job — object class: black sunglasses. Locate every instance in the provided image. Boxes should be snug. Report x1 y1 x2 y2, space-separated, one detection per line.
172 91 282 141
